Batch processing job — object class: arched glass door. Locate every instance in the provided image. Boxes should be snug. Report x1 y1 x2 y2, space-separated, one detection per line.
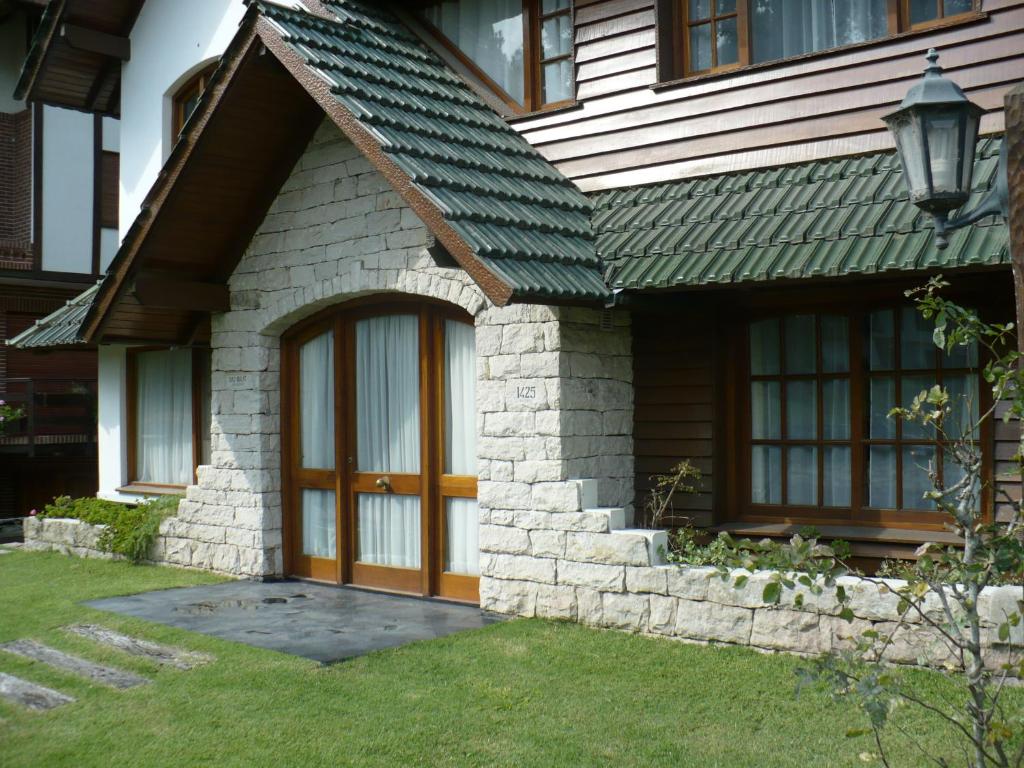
283 300 479 601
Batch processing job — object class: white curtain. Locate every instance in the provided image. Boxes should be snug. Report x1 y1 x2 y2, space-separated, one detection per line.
446 498 480 575
300 331 334 469
356 315 421 568
423 0 525 104
445 320 476 475
302 489 336 559
136 349 193 485
359 495 421 568
750 0 888 64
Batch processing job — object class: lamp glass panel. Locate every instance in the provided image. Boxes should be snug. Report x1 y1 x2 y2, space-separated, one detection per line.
892 114 930 199
924 109 964 195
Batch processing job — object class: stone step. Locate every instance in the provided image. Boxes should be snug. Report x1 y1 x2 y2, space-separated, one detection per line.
0 672 75 711
66 625 213 670
615 529 669 565
574 479 598 512
0 640 149 690
585 507 626 532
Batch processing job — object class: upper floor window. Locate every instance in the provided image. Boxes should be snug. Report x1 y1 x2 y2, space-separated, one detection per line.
172 64 217 138
420 0 574 112
672 0 976 78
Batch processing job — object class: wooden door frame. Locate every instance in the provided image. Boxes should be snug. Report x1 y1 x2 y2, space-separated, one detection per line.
280 296 480 602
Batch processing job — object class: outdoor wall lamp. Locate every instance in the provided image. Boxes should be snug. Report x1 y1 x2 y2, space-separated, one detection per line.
883 49 1009 249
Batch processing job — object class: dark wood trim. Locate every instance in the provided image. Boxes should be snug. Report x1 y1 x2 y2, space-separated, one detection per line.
91 113 102 276
31 102 43 272
60 23 131 60
133 275 230 312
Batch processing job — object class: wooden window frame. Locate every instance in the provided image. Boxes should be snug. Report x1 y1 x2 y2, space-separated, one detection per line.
281 296 479 602
736 303 993 533
171 64 217 138
414 0 575 115
125 347 207 492
670 0 978 79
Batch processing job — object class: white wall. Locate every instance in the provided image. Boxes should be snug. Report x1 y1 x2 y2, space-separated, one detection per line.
0 10 28 113
119 0 246 239
97 345 136 503
41 106 94 273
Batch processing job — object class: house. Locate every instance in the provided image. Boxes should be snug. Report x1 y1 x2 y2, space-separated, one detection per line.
0 0 115 526
11 0 1020 623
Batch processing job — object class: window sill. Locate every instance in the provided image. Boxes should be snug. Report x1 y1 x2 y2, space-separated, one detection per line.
713 521 963 546
505 100 582 124
651 10 988 93
116 484 188 497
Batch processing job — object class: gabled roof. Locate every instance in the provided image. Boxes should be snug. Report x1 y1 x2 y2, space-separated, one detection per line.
595 137 1009 291
7 281 99 349
80 0 607 345
15 0 142 115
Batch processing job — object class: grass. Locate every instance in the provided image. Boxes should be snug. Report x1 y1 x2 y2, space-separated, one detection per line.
0 550 1015 767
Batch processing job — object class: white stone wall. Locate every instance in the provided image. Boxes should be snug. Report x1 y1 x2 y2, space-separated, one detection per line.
162 119 635 580
22 517 118 561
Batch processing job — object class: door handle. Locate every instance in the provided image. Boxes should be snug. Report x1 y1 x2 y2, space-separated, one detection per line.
375 475 392 492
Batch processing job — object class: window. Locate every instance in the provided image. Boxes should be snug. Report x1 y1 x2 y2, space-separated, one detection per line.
127 348 210 488
746 307 981 524
672 0 976 77
420 0 574 112
172 64 217 138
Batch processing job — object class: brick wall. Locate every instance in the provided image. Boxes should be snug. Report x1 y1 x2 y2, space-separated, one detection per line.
0 110 33 269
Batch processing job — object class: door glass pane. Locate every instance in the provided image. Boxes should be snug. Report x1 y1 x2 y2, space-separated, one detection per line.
716 17 738 66
750 318 780 375
445 320 477 475
785 314 816 374
869 310 895 370
135 349 193 485
446 497 480 575
356 315 420 473
302 489 336 559
358 494 421 568
868 446 897 508
786 380 816 439
690 22 712 71
902 373 937 440
901 307 935 369
869 376 896 438
751 445 781 504
717 0 736 13
823 447 851 507
422 0 525 104
787 446 817 506
821 316 849 373
689 0 710 20
903 446 937 510
300 331 334 469
751 381 781 439
823 379 850 440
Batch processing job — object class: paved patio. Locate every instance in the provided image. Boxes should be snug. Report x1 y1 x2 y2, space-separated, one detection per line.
86 581 502 663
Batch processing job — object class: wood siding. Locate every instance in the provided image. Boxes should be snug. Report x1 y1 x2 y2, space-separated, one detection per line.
512 0 1024 192
632 311 717 526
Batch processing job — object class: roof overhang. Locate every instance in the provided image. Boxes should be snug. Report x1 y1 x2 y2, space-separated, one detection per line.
82 1 606 346
15 0 142 115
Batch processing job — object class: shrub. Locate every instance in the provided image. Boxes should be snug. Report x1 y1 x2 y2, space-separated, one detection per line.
39 494 181 563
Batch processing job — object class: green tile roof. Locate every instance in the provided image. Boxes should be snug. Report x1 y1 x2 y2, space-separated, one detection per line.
7 283 100 350
257 0 608 302
594 137 1009 291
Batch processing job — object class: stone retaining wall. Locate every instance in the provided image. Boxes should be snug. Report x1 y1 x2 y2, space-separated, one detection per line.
22 517 119 561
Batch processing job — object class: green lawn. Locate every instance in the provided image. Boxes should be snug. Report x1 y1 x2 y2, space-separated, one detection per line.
0 550 1006 767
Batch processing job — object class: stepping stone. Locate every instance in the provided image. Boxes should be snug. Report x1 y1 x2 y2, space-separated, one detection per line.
66 625 213 670
0 640 149 690
0 672 74 711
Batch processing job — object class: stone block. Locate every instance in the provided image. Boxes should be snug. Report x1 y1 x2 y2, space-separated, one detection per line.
706 569 777 608
529 529 566 559
565 531 650 567
575 588 603 626
750 609 824 654
557 560 624 592
480 553 556 584
531 482 582 513
648 595 678 635
844 577 905 622
666 566 715 601
819 615 875 653
674 600 753 645
535 583 576 620
480 577 537 617
479 525 531 556
626 566 669 594
601 593 649 632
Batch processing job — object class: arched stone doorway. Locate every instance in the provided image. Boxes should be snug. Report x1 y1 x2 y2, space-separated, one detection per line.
281 296 479 602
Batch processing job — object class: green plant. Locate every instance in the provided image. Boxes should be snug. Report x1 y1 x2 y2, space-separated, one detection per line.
40 494 181 563
0 398 24 435
641 459 703 528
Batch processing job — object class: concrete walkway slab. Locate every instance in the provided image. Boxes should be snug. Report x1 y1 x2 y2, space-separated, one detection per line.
0 672 74 711
85 581 502 664
0 640 149 689
66 625 212 670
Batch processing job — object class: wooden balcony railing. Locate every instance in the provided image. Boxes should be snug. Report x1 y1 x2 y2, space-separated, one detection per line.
0 378 97 457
